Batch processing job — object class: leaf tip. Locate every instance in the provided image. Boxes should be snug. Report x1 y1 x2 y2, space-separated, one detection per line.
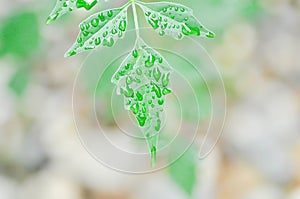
45 17 52 25
64 50 77 58
206 31 216 38
151 145 157 167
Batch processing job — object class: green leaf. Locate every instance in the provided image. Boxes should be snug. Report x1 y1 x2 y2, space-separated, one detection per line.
65 5 129 57
137 1 215 39
111 39 172 166
46 0 99 24
8 67 30 96
0 12 39 58
169 143 197 196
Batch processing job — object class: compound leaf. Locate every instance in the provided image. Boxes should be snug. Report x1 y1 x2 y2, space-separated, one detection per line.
137 1 215 39
112 39 172 166
46 0 99 24
65 5 129 57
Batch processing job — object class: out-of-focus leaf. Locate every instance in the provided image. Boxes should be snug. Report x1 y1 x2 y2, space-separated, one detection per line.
8 68 30 96
240 0 263 19
137 1 215 39
0 12 39 58
169 142 197 196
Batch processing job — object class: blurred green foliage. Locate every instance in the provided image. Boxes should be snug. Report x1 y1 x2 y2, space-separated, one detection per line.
8 66 30 96
0 12 40 57
0 11 40 96
169 142 197 196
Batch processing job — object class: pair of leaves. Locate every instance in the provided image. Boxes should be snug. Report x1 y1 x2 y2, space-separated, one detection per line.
60 1 214 57
112 38 172 166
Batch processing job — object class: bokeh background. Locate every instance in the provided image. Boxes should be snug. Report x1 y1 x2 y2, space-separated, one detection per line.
1 0 300 198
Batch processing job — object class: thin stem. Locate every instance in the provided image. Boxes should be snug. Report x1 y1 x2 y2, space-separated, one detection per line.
131 0 140 40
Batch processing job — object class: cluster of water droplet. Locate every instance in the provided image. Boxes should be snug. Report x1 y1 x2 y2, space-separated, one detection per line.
76 0 98 10
112 42 173 165
139 2 215 39
47 0 77 24
112 42 172 157
66 7 127 56
47 0 99 24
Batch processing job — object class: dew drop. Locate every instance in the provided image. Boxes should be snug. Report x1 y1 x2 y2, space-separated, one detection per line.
119 20 127 31
107 10 113 17
137 113 147 127
158 57 163 63
178 33 183 39
103 31 108 37
153 67 161 82
103 37 114 47
206 31 215 38
77 37 83 43
111 28 117 34
151 13 157 18
136 91 143 101
159 30 165 36
162 88 171 95
152 84 162 98
130 103 139 114
162 73 170 87
94 37 101 45
80 24 85 31
145 11 151 17
145 54 156 67
148 18 159 29
118 31 123 38
82 31 89 36
182 24 200 36
91 18 99 27
126 76 133 84
99 14 106 21
155 119 161 131
136 68 142 75
161 23 167 30
132 49 138 58
158 99 164 105
84 46 95 50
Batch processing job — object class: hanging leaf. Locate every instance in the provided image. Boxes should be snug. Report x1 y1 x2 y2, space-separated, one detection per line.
65 5 129 57
112 39 172 166
46 0 99 24
137 1 215 39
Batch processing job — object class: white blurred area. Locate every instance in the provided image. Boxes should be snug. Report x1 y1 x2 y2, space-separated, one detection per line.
1 0 300 199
